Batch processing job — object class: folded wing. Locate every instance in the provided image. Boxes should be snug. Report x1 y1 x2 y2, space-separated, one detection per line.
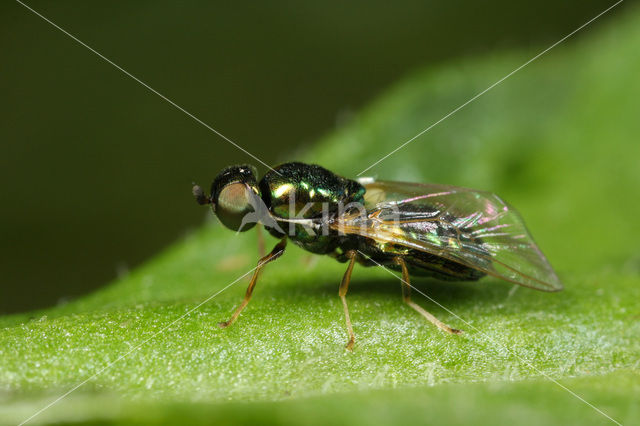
331 180 562 291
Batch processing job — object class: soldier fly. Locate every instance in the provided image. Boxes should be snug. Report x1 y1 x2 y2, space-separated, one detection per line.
193 162 562 350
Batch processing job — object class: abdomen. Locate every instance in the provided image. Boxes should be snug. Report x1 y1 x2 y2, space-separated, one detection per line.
345 234 486 282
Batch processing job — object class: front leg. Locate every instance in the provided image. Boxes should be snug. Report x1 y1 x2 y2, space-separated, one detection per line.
219 238 287 328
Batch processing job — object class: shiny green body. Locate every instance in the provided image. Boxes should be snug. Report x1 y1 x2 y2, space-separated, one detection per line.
258 162 484 281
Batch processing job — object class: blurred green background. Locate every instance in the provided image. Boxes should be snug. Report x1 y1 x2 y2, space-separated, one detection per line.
0 0 628 313
2 2 639 424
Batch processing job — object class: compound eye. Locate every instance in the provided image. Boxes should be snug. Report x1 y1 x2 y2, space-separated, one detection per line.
216 183 258 232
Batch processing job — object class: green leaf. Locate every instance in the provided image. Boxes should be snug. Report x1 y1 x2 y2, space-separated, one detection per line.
2 7 640 425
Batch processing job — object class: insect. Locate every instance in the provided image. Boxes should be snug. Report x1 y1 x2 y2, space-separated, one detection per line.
193 162 562 350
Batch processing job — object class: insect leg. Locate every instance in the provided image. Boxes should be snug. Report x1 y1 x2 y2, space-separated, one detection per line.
394 257 462 335
218 238 287 328
339 250 357 351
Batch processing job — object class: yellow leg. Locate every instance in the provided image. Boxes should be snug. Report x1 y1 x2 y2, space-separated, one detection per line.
339 250 357 351
394 257 462 334
219 239 287 328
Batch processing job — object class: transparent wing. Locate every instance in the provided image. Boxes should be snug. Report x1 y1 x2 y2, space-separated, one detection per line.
332 180 562 291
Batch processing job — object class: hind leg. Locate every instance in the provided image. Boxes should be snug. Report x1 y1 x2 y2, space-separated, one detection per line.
394 257 462 334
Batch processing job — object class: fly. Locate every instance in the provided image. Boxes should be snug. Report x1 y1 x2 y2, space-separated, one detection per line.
193 162 562 350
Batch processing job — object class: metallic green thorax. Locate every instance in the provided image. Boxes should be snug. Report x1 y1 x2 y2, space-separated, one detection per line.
259 162 364 253
260 162 365 219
